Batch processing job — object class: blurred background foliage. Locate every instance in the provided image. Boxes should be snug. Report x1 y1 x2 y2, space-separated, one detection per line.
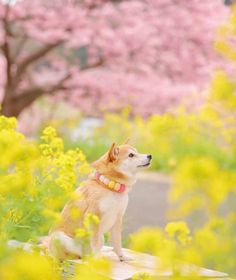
1 0 236 279
61 72 236 174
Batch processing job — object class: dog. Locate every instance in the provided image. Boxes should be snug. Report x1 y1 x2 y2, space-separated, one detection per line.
47 141 152 261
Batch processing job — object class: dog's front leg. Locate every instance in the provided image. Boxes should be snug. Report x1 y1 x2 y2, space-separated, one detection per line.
110 215 123 260
110 215 131 262
91 229 104 255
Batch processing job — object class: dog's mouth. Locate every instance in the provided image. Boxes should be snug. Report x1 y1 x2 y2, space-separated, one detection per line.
137 162 151 168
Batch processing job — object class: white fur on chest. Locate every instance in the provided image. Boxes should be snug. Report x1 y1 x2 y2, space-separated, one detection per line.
98 193 128 233
99 192 128 213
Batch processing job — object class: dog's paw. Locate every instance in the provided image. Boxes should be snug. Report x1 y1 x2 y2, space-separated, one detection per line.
119 255 133 262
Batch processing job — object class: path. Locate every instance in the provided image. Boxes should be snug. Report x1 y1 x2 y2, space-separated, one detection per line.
123 172 171 237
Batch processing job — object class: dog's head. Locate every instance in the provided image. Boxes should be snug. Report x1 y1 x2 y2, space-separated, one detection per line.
92 141 152 183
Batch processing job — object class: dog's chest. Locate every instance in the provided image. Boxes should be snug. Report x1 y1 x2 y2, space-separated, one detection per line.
98 193 128 232
99 193 128 214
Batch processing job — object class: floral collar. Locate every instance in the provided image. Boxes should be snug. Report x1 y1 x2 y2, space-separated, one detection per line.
92 170 126 193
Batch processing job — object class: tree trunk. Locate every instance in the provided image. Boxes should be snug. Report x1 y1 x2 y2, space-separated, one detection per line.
1 88 45 118
1 89 18 117
1 100 16 117
1 96 23 118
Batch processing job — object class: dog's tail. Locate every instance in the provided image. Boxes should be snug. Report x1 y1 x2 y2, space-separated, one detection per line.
48 231 82 259
8 232 82 260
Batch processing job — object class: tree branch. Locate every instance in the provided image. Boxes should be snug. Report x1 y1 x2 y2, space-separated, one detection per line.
80 57 105 71
2 4 12 93
13 36 28 60
8 72 71 116
16 41 63 78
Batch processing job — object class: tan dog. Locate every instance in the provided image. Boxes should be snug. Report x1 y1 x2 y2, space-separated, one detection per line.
48 142 152 261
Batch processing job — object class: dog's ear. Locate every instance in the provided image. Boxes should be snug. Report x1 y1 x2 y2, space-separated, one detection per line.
123 138 130 145
108 143 119 162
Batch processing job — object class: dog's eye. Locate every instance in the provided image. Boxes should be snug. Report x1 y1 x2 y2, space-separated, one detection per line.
128 153 135 158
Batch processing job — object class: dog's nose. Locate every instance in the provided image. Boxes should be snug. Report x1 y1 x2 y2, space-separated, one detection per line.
147 154 152 160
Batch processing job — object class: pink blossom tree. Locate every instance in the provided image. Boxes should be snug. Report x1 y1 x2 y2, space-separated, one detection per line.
0 0 230 117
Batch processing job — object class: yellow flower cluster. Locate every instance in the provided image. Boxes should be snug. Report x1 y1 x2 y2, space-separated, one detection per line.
215 5 236 65
130 224 193 274
165 222 191 245
0 117 99 279
40 126 90 193
0 252 60 280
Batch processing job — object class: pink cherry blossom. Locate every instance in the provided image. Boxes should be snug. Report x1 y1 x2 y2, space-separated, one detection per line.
0 0 231 119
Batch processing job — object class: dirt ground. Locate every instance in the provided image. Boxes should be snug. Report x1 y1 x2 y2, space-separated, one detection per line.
123 172 171 237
